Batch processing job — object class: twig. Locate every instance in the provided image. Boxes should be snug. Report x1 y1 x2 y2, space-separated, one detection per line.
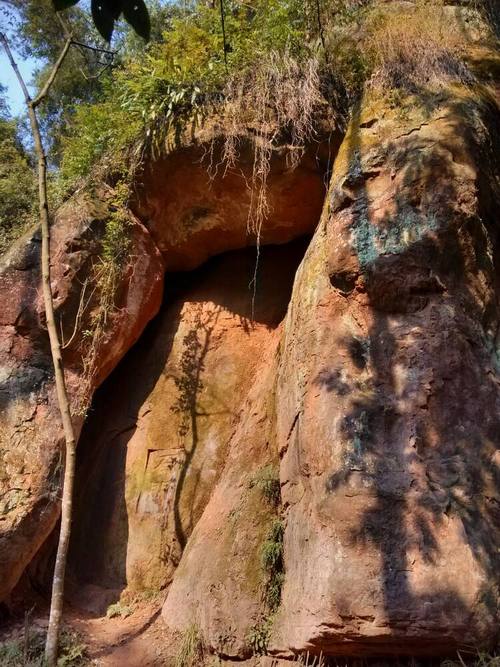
80 59 114 81
71 39 116 55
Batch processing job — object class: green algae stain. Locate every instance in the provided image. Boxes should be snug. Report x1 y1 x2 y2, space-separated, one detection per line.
350 204 440 270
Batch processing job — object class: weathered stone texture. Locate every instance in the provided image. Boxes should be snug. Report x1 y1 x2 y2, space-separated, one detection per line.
1 59 500 663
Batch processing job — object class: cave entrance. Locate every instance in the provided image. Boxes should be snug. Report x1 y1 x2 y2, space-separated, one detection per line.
65 237 310 615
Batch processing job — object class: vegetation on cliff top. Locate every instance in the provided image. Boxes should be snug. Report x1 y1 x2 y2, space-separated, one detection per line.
1 0 498 255
57 0 496 190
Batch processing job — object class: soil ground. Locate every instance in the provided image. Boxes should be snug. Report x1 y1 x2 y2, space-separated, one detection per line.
0 600 169 666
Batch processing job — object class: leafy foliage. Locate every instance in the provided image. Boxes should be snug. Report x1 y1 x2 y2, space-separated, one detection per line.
0 88 36 254
59 97 140 188
251 465 281 507
3 0 490 253
261 518 285 611
247 617 273 656
59 0 328 189
0 628 88 666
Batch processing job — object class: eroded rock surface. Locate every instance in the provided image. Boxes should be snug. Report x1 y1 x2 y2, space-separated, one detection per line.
0 191 164 602
272 90 500 655
160 90 500 658
134 140 330 271
68 242 306 610
0 137 328 605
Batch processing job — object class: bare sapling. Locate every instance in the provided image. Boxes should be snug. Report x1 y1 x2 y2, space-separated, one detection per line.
0 28 77 667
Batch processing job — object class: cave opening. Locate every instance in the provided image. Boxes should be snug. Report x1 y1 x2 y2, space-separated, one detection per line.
10 124 344 619
58 236 312 615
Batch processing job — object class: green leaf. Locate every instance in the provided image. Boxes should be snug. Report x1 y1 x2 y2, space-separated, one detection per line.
91 0 115 42
53 0 80 10
122 0 150 41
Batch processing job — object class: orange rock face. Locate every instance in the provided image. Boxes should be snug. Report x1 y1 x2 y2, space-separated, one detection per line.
68 242 307 607
159 92 500 660
134 140 330 271
0 192 164 603
1 80 500 663
272 95 500 656
0 137 328 608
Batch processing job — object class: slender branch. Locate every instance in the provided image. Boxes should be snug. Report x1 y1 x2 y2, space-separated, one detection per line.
71 39 116 55
0 31 32 103
89 60 114 80
57 12 93 69
32 35 72 108
56 10 72 39
315 0 326 51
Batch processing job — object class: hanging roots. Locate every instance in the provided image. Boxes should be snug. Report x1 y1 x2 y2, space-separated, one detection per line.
207 51 323 315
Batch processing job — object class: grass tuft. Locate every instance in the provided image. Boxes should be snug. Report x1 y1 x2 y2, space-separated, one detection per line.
175 624 204 667
363 2 476 92
251 465 281 507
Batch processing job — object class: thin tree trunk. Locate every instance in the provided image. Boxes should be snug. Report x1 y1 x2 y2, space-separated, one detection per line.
0 31 76 667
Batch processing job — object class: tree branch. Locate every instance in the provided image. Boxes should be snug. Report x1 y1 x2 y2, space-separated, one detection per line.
0 31 32 104
32 34 73 108
1 27 77 667
71 39 116 56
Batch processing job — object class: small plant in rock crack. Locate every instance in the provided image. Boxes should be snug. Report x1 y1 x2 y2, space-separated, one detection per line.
261 518 285 612
175 624 204 667
250 464 281 507
247 617 273 656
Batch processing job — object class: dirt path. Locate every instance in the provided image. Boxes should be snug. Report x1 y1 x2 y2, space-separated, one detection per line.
68 603 169 666
0 600 171 666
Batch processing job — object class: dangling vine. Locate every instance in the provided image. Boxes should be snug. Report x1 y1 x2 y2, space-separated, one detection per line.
219 0 229 70
315 0 326 51
209 53 324 318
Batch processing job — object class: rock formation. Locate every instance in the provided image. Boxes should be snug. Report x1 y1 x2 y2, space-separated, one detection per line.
0 137 329 611
160 89 500 658
1 8 500 663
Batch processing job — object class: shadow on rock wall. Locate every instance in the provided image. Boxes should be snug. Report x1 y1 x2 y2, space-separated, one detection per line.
64 241 308 615
318 85 500 653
